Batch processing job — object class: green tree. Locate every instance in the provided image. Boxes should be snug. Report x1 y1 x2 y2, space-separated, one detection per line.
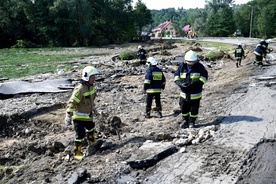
133 0 152 39
204 0 235 36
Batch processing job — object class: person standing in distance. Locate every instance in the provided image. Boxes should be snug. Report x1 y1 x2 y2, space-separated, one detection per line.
137 45 147 65
234 43 245 68
65 66 99 160
144 57 166 118
174 50 208 128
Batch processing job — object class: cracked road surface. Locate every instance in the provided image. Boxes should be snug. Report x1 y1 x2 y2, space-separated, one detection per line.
142 64 276 184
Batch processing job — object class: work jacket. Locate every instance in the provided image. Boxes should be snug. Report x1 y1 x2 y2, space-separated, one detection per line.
234 46 245 59
254 41 269 56
138 48 147 60
66 81 96 121
174 62 208 100
144 65 166 93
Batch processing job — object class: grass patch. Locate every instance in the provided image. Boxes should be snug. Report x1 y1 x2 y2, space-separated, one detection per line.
199 41 235 52
0 48 93 79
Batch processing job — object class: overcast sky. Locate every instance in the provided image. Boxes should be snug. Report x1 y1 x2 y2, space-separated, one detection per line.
132 0 251 10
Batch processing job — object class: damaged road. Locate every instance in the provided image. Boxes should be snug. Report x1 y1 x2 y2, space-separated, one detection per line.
0 39 276 184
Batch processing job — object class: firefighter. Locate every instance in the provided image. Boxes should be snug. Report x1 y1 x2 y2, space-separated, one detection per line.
253 39 271 65
144 57 166 118
65 66 99 160
234 43 245 68
137 45 147 65
174 50 208 128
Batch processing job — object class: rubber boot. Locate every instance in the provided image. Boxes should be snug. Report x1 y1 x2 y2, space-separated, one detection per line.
236 62 239 68
145 108 151 118
157 111 162 118
74 141 83 160
180 116 189 128
156 107 162 118
87 130 96 145
189 117 196 128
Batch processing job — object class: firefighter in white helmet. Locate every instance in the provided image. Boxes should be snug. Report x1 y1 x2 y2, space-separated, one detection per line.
144 57 166 118
174 50 208 128
253 39 272 65
234 43 245 68
137 45 147 65
65 66 99 159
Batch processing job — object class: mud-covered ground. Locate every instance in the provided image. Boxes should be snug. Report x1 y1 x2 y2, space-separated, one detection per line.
0 39 275 184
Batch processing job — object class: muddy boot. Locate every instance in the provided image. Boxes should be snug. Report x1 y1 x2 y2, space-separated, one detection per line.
156 107 162 118
74 141 83 160
87 130 96 145
189 117 196 128
257 62 263 66
145 108 151 118
157 111 162 118
180 116 189 128
145 112 151 118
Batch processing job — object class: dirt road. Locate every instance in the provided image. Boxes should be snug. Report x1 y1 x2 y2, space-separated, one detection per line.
0 39 275 184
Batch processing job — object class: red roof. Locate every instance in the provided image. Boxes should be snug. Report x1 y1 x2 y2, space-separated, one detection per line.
152 20 172 32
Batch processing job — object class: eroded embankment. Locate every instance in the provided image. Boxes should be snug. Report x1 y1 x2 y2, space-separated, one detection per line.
236 139 276 184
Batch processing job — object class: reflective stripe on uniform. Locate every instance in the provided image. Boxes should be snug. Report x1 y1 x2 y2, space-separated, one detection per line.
182 113 189 117
146 89 162 93
174 76 180 81
180 92 202 100
75 139 82 142
199 76 207 84
83 88 96 96
73 96 81 103
254 51 261 56
73 112 91 120
190 113 198 118
144 79 151 84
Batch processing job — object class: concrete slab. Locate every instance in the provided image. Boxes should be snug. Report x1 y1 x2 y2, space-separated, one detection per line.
0 78 72 95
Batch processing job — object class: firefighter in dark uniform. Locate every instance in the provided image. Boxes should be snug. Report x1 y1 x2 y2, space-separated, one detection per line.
144 57 166 118
234 43 245 68
137 45 147 65
65 66 99 159
174 50 208 128
253 39 271 65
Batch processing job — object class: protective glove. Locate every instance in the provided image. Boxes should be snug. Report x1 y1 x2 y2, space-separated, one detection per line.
181 82 189 88
64 114 72 126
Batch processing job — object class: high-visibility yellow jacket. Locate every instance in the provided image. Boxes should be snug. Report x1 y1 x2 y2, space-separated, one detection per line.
66 82 96 121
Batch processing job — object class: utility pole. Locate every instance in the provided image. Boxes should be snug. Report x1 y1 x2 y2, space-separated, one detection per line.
249 5 253 38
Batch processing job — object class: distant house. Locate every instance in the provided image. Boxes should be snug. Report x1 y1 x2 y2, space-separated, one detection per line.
152 20 176 38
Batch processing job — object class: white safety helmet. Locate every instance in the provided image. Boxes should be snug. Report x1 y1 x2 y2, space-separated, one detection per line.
265 39 271 44
147 57 158 65
82 66 99 81
184 50 198 64
138 45 143 49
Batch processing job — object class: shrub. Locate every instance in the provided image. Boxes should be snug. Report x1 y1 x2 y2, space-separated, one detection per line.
11 40 38 48
119 50 137 60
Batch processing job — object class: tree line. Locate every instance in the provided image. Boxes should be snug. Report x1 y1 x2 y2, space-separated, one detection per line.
149 0 275 38
0 0 275 48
